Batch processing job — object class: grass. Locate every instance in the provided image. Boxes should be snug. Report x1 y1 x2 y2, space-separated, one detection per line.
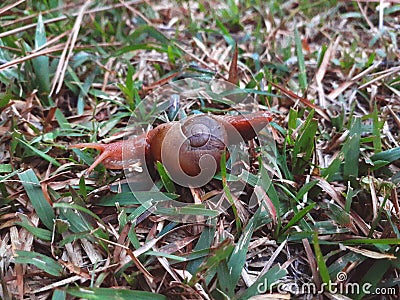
0 0 399 299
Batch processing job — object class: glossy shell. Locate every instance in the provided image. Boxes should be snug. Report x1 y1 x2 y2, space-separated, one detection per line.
150 115 228 177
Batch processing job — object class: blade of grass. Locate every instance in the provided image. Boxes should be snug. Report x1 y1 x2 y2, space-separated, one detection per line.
0 164 12 173
371 147 400 164
129 25 171 44
294 27 308 91
18 169 55 230
66 287 167 300
321 155 343 182
97 192 178 206
215 19 235 45
226 209 260 295
155 204 219 217
186 219 216 274
54 108 72 130
78 175 87 198
189 239 234 286
261 163 282 232
312 232 330 287
372 103 382 153
15 215 52 241
52 289 66 300
15 250 63 277
17 138 61 167
0 168 21 183
292 111 318 175
76 68 98 115
282 203 316 234
237 265 287 299
32 13 50 104
353 259 392 300
156 161 176 193
144 250 186 262
217 260 236 297
296 180 319 201
57 204 93 233
53 202 105 226
342 117 361 182
342 238 400 245
221 151 241 234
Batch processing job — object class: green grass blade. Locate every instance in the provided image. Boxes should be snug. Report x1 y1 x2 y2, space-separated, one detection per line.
97 191 178 206
18 169 55 230
57 204 93 233
227 209 260 293
0 168 21 183
144 250 186 261
55 109 72 130
221 151 241 234
342 116 361 182
52 289 66 300
78 175 87 198
288 108 298 138
53 202 104 226
66 287 167 300
372 104 382 153
155 204 219 217
0 164 12 173
292 111 318 175
342 238 400 245
217 260 235 297
296 180 319 201
321 155 343 182
15 221 52 241
353 260 392 300
371 147 400 164
294 27 308 91
15 250 63 277
313 232 330 285
156 161 176 193
129 25 171 44
261 164 282 231
282 203 316 233
189 239 234 286
322 202 351 229
237 265 287 299
186 219 216 274
215 19 235 45
17 138 60 167
32 13 50 103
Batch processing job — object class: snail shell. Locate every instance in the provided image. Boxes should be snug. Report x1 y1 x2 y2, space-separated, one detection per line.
148 115 229 185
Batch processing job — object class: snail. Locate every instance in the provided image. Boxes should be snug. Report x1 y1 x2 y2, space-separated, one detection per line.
70 112 272 180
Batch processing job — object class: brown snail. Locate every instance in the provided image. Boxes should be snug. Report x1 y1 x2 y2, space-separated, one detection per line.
70 112 272 180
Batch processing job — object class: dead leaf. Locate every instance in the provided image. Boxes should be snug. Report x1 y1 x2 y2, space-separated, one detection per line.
228 43 238 85
345 245 396 259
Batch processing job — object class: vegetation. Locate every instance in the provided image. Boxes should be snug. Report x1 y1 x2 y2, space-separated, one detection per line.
0 0 399 299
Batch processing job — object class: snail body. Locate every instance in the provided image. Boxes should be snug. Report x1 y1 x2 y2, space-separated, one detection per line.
70 112 271 178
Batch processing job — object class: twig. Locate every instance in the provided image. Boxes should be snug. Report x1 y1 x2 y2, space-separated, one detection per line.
50 1 92 96
0 0 25 16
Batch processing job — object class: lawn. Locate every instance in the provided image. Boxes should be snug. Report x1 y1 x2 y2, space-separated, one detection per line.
0 0 399 299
